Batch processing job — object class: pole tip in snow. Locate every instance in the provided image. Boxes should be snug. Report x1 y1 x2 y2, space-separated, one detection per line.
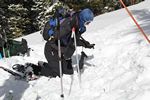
60 94 64 98
9 90 13 94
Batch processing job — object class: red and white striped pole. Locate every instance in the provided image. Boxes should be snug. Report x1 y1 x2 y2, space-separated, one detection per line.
72 27 81 88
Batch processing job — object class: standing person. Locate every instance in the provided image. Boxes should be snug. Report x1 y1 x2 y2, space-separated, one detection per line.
0 33 6 59
40 8 95 78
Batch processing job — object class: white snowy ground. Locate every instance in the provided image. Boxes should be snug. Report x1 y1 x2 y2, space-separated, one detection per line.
1 0 150 100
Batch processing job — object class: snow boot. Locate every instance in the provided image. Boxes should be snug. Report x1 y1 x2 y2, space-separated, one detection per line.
79 51 88 73
12 64 26 73
38 61 45 68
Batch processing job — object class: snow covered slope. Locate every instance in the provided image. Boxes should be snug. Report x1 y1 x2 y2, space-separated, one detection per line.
1 0 150 100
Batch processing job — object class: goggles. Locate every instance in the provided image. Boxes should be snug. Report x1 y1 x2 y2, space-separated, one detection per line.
84 21 91 25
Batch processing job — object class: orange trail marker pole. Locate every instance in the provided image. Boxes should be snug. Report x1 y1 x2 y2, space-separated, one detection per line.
119 0 150 43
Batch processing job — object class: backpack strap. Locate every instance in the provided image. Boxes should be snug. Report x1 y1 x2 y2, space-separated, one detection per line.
69 12 79 33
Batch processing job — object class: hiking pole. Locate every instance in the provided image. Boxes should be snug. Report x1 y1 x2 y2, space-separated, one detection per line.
58 33 64 98
68 75 74 96
72 28 81 88
2 29 7 58
6 43 10 58
56 11 64 98
2 47 6 58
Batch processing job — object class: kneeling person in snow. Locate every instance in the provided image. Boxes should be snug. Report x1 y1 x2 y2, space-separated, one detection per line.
40 8 95 78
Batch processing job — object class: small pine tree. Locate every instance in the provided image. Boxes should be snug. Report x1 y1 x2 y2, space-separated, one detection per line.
7 4 29 38
35 0 70 29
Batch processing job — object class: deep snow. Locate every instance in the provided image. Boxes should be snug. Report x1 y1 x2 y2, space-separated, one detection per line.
0 0 150 100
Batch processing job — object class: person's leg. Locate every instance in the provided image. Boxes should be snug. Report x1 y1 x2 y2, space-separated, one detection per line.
44 42 60 77
44 42 74 77
62 58 74 75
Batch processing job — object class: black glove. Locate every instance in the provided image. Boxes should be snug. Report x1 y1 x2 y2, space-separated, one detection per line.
84 41 95 49
79 36 95 49
86 43 95 49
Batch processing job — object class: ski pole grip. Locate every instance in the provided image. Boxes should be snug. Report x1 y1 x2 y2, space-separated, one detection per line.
72 27 75 32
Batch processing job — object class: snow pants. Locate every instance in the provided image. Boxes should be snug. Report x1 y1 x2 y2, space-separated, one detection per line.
42 41 74 77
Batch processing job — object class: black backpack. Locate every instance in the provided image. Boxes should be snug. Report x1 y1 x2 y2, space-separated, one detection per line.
8 38 29 56
41 6 74 41
42 17 73 41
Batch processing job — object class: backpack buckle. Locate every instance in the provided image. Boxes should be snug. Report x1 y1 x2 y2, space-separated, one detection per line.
48 36 54 41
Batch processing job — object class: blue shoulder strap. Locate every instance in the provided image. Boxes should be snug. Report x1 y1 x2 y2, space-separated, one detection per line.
49 18 57 27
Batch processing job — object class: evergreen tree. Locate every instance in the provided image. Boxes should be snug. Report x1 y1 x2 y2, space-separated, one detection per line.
34 0 69 29
0 0 10 40
32 0 51 29
7 4 29 38
0 0 145 39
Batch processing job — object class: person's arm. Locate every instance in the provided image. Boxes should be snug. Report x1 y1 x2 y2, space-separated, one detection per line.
78 26 86 35
76 35 95 49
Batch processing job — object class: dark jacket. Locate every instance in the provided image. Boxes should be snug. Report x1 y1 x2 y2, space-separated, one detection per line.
47 12 92 58
43 10 94 77
43 13 78 77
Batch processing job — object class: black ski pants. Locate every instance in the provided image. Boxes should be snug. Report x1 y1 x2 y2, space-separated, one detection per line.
42 41 73 77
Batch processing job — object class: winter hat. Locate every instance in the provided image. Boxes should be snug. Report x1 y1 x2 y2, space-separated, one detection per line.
79 8 94 25
79 8 94 33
